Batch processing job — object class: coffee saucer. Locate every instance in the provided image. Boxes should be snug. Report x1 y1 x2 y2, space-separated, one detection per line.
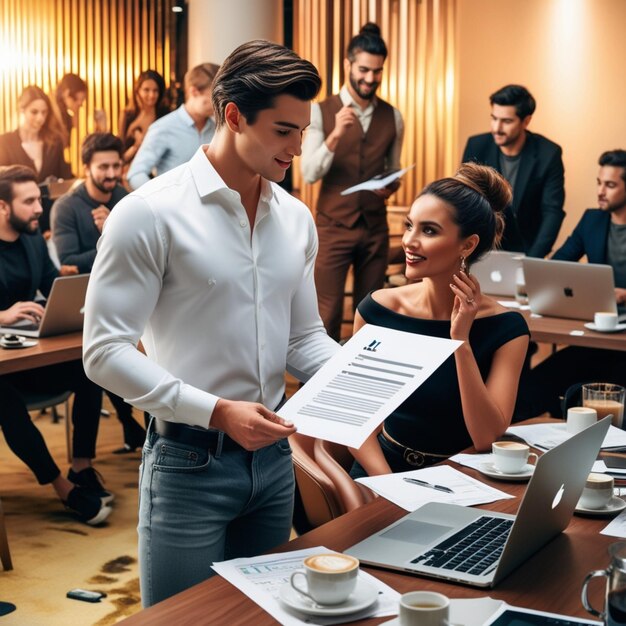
575 496 626 516
0 336 37 349
279 577 378 616
477 461 535 482
584 322 626 333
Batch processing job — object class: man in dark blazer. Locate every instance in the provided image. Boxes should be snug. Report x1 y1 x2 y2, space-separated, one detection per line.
553 149 626 308
0 164 112 525
462 84 565 258
529 150 626 416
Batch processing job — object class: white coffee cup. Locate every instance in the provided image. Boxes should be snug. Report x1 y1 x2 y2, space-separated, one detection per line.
398 591 450 626
567 406 598 434
492 441 538 474
290 553 359 605
578 473 614 510
595 311 618 330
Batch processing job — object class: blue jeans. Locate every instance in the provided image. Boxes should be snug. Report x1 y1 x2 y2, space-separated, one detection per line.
138 424 295 607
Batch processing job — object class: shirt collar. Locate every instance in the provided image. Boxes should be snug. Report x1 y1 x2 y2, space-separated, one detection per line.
188 146 276 206
339 84 378 111
178 104 196 128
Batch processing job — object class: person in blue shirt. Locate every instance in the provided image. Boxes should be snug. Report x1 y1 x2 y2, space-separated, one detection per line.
126 63 219 190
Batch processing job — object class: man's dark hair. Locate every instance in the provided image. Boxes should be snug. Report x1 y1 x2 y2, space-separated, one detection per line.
212 40 321 127
81 133 124 165
347 22 388 61
0 165 38 204
489 84 536 120
599 149 626 185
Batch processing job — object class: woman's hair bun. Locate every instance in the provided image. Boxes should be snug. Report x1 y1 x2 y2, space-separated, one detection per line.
455 162 512 215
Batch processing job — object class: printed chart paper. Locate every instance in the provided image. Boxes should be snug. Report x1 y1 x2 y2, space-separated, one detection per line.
279 324 461 448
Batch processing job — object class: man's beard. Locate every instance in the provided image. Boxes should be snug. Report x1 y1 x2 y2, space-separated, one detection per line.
9 211 39 235
349 74 379 101
91 177 119 195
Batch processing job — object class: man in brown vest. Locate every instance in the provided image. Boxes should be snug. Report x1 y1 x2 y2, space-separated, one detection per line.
301 23 404 341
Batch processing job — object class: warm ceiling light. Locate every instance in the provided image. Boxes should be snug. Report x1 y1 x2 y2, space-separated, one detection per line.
172 5 183 12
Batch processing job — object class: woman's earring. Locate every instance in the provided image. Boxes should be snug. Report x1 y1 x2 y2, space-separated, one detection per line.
460 256 467 274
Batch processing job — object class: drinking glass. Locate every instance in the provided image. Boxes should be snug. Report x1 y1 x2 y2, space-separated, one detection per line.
582 383 625 429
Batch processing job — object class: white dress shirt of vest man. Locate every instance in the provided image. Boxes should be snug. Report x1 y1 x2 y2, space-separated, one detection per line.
127 62 219 190
301 22 404 341
51 132 146 454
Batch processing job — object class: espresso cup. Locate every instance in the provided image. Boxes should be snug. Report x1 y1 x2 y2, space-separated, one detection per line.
567 406 598 434
492 441 538 474
290 553 359 605
595 311 619 331
578 473 614 510
398 591 450 626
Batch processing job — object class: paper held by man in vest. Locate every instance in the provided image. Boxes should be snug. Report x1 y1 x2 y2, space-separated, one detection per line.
341 164 415 196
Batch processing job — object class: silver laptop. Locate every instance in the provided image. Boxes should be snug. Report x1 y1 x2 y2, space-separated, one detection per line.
523 258 617 321
471 251 524 297
346 416 611 588
0 274 89 338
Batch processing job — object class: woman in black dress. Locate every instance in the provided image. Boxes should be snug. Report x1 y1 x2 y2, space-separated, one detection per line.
350 163 530 477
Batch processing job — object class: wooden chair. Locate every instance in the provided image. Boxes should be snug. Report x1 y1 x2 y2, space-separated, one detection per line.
27 390 73 463
0 497 13 571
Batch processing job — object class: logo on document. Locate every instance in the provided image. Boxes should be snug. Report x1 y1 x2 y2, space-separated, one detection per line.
563 287 574 298
364 340 381 352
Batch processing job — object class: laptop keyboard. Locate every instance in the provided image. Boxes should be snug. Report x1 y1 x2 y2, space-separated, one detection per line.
411 516 513 575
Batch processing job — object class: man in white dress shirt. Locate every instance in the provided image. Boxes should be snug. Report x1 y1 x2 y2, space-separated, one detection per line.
83 41 338 606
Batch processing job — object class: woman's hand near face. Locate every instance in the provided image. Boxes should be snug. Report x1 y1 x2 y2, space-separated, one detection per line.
449 270 481 341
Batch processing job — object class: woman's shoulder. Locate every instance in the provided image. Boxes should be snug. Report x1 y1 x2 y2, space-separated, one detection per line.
366 286 414 313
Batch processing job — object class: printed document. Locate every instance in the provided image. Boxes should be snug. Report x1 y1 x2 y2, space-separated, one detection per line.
340 164 415 196
507 422 626 451
211 546 399 625
355 465 514 512
279 324 461 448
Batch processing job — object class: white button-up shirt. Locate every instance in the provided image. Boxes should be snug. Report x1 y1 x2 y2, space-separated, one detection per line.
83 147 338 428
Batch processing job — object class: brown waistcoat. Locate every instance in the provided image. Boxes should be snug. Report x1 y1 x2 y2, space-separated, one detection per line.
317 94 396 228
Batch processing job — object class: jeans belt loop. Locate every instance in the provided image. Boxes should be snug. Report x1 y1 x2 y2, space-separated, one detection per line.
215 431 224 459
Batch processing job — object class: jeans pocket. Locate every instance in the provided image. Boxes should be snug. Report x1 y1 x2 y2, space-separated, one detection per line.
153 440 211 474
274 438 292 456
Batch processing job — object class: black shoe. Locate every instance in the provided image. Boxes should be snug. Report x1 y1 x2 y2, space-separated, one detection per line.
63 486 112 525
113 443 141 455
68 467 114 505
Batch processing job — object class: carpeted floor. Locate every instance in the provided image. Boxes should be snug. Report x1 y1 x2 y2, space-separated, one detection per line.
0 399 144 625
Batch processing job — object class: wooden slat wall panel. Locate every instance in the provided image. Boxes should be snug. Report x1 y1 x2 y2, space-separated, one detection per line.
0 0 175 174
292 0 458 213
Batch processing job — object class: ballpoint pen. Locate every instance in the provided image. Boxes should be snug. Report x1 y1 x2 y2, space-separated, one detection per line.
403 477 454 493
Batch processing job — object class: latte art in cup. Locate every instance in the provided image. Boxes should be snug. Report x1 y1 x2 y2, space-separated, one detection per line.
492 441 538 474
304 554 359 573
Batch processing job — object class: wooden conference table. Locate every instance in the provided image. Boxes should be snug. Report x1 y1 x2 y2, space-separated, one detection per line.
0 310 623 377
118 446 615 626
0 331 82 375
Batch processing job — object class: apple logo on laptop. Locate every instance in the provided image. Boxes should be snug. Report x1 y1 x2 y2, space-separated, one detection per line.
490 270 503 283
551 484 565 509
563 287 574 298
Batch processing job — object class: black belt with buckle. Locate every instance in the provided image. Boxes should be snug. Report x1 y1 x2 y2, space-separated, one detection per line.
153 418 244 453
381 427 449 468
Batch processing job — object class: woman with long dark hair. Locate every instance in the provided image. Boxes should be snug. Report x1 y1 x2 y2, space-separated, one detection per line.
0 85 72 182
118 70 168 166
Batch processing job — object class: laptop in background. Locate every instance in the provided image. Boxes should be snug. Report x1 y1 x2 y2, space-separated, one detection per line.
0 274 89 338
471 251 524 297
346 416 611 588
523 258 617 321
